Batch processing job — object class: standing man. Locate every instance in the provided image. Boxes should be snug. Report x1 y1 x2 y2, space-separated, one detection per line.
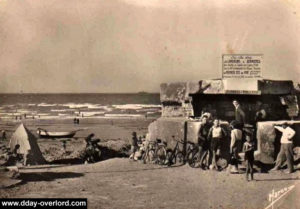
229 120 243 173
233 100 246 127
198 116 211 161
270 123 295 173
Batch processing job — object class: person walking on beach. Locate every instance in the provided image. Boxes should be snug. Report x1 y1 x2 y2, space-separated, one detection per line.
233 100 246 127
1 130 6 140
129 132 138 160
243 132 255 181
270 123 295 173
207 119 227 170
62 140 67 152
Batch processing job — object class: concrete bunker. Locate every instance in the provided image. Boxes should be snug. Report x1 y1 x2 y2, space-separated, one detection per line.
148 78 300 165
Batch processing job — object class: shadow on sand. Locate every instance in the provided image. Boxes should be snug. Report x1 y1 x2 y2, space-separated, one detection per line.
84 163 185 174
4 171 84 189
256 177 300 182
49 158 84 165
19 172 84 183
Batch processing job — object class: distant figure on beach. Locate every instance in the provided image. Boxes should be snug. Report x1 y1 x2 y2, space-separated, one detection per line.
1 130 6 140
243 132 255 181
73 118 80 124
62 140 67 152
24 114 27 119
129 132 138 160
270 123 295 173
82 113 84 118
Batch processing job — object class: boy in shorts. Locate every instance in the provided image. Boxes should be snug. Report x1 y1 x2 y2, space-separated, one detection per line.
208 119 227 170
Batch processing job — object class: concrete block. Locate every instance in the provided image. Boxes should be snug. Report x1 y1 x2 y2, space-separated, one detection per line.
147 117 186 149
256 120 300 164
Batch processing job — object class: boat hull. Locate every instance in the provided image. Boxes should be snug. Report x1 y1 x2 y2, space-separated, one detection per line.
37 130 76 138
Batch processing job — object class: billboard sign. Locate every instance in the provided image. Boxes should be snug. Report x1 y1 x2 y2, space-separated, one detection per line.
222 54 263 78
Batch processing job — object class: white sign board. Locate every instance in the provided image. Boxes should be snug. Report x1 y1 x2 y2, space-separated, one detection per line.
222 54 263 78
223 78 261 95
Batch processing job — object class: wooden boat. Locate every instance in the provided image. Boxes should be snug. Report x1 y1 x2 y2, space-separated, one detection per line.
37 128 77 138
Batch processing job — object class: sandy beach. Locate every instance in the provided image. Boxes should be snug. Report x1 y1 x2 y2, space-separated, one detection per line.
0 117 299 209
0 117 156 162
1 158 299 209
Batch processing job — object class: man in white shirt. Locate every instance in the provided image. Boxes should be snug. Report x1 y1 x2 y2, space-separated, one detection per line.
270 122 296 173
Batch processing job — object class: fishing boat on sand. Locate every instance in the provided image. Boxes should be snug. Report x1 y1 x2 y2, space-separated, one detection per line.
37 128 77 138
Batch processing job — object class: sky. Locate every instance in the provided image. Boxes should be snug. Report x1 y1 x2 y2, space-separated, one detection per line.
0 0 300 93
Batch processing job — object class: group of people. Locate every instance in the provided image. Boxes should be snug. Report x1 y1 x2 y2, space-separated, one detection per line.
73 117 80 124
82 133 102 163
129 132 148 160
128 99 297 180
14 114 37 120
0 144 29 166
198 99 296 181
196 100 256 180
231 99 296 175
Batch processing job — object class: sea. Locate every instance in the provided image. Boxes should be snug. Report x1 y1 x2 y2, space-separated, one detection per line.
0 93 161 120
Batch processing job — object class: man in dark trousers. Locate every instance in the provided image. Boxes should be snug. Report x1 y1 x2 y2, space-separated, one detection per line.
233 100 246 127
270 122 296 173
